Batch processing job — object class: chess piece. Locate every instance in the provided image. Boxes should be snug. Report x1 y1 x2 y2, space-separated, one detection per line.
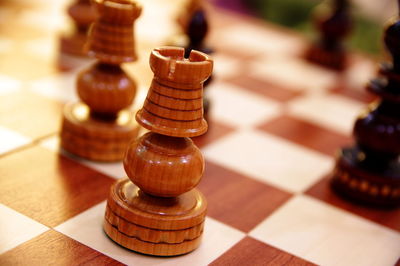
60 0 142 161
305 0 352 70
60 0 97 56
178 0 213 122
104 47 213 256
331 7 400 207
183 2 212 57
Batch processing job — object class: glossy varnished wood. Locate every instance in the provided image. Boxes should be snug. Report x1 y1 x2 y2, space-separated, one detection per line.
106 179 207 230
105 47 212 256
0 91 62 139
88 0 142 64
0 230 122 265
61 102 139 161
77 62 136 115
0 146 115 227
60 0 141 161
103 220 203 256
105 207 204 243
199 161 292 232
103 179 207 256
209 237 316 266
136 47 212 138
124 132 204 197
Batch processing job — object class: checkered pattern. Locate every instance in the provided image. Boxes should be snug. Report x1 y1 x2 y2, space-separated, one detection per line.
0 1 399 265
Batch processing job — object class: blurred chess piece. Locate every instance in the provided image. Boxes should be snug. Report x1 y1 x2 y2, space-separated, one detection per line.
104 47 212 256
176 0 214 123
59 0 97 70
305 0 352 70
331 3 400 207
60 0 141 161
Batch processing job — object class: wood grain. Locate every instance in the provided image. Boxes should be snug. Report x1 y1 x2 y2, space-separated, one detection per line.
199 160 292 232
124 132 204 197
106 179 207 230
104 178 207 256
104 46 211 256
103 219 202 257
136 47 212 138
88 0 141 64
228 74 303 102
60 0 142 161
0 146 115 227
0 91 62 140
258 115 352 157
77 62 136 115
61 102 139 161
0 230 123 266
209 236 316 266
105 206 204 243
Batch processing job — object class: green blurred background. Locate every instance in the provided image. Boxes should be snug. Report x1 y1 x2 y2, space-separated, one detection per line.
211 0 391 55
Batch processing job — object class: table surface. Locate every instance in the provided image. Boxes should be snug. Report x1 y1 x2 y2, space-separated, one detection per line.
0 1 399 265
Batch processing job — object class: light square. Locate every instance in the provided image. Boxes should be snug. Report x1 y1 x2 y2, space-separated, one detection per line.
0 75 21 95
29 73 78 103
207 82 281 128
0 38 13 53
288 93 365 135
250 57 337 93
0 204 48 254
250 195 400 266
212 54 242 79
0 126 30 155
56 202 245 266
202 130 333 193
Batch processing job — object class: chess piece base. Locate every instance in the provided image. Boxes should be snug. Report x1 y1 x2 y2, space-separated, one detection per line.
104 178 207 256
331 147 400 207
305 45 346 70
60 102 139 161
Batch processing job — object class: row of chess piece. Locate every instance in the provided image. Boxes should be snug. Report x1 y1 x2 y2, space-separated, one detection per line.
57 0 399 258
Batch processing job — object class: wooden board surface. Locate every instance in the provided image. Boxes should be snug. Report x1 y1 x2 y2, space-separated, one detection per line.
0 0 399 265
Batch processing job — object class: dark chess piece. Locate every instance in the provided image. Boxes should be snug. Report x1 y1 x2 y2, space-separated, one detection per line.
104 47 213 256
184 7 212 57
306 0 352 70
60 0 141 161
59 0 97 70
180 0 213 122
331 6 400 207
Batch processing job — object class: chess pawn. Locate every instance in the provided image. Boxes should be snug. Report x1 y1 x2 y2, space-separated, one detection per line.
331 11 400 207
104 47 212 256
59 0 97 70
305 0 352 70
60 0 141 161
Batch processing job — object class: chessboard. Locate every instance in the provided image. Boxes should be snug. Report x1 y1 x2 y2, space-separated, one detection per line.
0 0 399 265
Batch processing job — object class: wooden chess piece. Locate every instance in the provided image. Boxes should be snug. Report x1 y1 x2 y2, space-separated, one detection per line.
305 0 352 70
104 47 213 256
60 0 142 161
59 0 97 70
331 5 400 207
